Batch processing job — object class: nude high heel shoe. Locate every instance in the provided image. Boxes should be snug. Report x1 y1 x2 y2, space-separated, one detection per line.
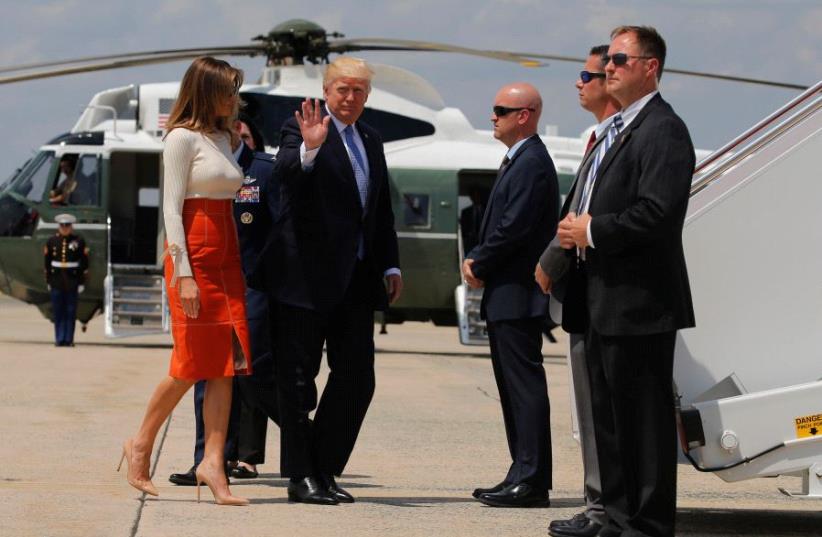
195 465 249 506
117 439 159 497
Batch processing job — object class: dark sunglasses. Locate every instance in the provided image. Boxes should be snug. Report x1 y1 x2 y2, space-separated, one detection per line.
58 223 72 227
492 105 535 117
602 52 653 67
580 71 606 84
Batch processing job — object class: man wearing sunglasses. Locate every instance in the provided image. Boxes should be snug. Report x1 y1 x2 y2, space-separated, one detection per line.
553 26 695 537
464 82 558 508
538 44 620 537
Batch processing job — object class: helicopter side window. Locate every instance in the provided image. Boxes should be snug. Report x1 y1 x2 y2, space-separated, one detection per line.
402 193 430 228
9 151 56 202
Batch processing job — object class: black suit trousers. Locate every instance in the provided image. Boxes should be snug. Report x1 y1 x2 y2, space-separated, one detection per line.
276 261 376 478
234 288 280 464
487 317 552 490
585 329 677 537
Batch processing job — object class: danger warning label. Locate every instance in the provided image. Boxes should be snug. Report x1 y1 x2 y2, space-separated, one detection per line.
794 413 822 438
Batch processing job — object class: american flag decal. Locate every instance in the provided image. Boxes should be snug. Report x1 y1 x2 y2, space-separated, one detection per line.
158 98 175 130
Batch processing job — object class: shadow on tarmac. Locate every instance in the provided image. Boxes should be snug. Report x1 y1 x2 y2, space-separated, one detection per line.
678 507 822 535
1 339 172 349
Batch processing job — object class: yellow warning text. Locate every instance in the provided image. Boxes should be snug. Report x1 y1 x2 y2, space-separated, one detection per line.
794 413 822 439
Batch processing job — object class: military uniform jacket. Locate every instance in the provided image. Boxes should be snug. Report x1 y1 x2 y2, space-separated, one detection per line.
44 233 88 291
233 144 278 277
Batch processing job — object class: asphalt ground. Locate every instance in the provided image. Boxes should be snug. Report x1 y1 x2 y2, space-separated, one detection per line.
0 294 820 536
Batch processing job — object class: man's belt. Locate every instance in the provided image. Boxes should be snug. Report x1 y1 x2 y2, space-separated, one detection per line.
51 261 80 268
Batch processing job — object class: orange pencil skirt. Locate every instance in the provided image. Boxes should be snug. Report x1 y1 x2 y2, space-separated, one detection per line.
164 198 252 380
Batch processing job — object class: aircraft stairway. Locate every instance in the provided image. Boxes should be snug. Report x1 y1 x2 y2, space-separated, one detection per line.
455 224 488 345
102 215 169 338
103 265 168 337
675 80 822 495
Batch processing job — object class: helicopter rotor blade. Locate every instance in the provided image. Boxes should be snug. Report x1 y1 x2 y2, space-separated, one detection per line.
0 47 265 85
651 67 807 90
0 33 804 91
333 39 806 91
0 45 266 76
331 38 544 67
506 51 808 91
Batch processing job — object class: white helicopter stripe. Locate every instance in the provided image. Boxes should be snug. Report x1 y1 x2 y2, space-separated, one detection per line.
396 232 456 239
38 222 108 231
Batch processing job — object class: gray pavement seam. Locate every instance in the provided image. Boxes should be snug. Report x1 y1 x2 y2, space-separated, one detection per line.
476 386 500 402
129 413 173 537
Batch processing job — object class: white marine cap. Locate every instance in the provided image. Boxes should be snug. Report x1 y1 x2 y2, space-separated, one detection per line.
54 213 77 225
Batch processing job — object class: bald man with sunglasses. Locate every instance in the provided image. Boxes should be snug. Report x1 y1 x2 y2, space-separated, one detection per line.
464 82 558 508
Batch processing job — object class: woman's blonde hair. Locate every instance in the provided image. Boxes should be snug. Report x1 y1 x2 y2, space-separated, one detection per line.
165 57 243 141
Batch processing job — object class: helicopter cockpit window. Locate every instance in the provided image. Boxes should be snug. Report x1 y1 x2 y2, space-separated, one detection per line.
241 93 435 147
9 151 55 202
49 153 100 206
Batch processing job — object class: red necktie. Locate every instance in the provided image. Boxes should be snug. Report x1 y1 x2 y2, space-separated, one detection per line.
585 131 596 153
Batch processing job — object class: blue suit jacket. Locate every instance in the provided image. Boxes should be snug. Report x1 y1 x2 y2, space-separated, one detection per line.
468 134 559 322
255 116 399 313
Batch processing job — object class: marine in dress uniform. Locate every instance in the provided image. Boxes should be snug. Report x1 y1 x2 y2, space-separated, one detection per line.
43 213 88 346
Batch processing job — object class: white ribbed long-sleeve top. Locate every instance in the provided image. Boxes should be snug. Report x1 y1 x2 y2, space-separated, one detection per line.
162 127 244 280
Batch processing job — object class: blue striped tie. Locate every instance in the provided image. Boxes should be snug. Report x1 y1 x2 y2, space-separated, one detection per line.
577 113 624 215
344 125 369 208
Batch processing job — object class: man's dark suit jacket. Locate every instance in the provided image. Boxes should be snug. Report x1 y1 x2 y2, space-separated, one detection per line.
234 145 277 277
560 94 696 336
256 116 399 313
468 134 559 323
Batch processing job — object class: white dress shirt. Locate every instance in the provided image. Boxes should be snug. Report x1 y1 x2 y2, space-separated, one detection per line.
506 136 529 161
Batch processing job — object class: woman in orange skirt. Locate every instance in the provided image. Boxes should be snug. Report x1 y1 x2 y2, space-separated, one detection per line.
118 57 251 506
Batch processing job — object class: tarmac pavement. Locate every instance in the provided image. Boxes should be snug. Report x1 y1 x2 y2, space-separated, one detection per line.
0 294 820 536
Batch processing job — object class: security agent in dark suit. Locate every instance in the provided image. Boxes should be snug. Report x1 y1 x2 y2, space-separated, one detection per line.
548 26 695 537
169 117 280 486
463 82 558 508
256 56 401 505
539 46 622 537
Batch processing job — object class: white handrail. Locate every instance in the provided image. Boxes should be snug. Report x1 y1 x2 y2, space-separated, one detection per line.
694 80 822 175
691 80 822 195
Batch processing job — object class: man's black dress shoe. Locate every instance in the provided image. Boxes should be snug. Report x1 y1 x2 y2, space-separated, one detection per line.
230 465 258 479
169 466 197 486
322 474 354 503
477 483 550 508
169 464 231 486
287 477 339 505
472 480 509 499
550 511 588 529
548 512 602 537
